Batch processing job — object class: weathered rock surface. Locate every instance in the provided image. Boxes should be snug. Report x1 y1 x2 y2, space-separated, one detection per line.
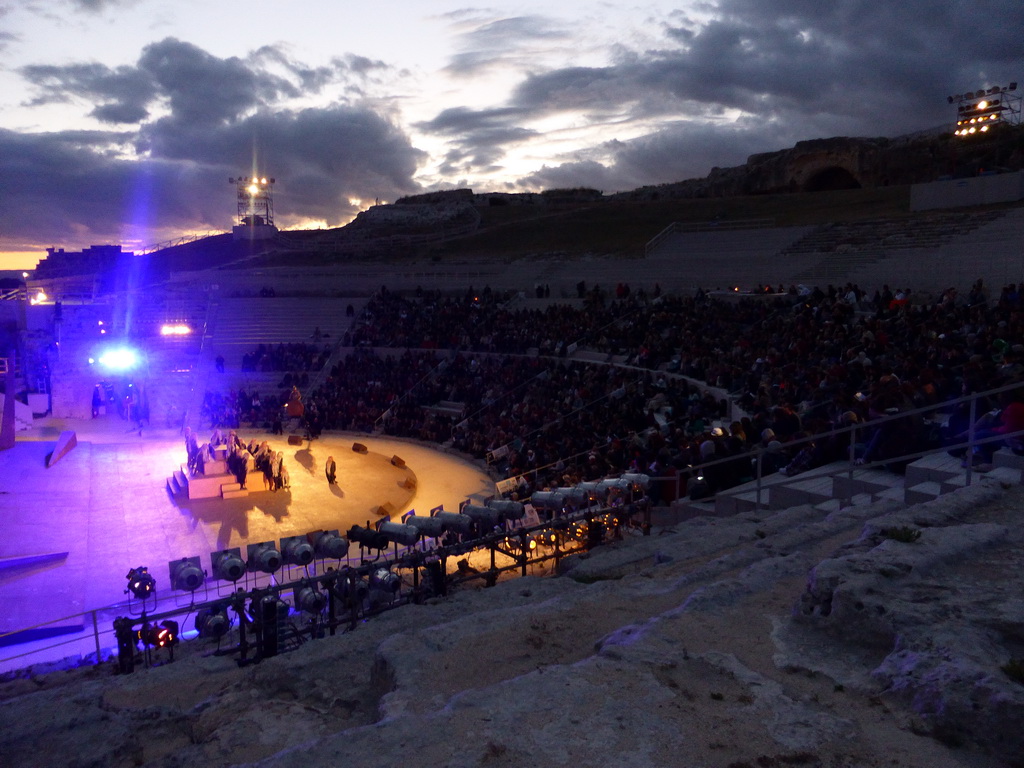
2 484 1023 767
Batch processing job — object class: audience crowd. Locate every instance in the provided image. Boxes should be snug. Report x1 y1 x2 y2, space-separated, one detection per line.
240 342 330 374
202 277 1024 501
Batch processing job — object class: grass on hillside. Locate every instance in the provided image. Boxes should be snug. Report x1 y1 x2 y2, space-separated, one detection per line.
428 186 913 261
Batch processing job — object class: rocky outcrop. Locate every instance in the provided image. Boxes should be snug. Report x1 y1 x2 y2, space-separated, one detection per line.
617 126 1024 201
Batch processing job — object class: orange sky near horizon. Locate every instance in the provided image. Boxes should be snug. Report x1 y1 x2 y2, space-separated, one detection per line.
0 252 45 272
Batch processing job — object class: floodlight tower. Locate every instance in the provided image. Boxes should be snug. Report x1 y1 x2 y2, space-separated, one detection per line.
949 82 1020 138
228 174 278 241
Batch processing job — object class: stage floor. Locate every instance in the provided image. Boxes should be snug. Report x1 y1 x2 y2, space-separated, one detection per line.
0 415 496 672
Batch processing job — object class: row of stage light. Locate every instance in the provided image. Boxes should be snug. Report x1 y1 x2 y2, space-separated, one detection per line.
125 529 351 600
124 473 651 600
115 475 652 670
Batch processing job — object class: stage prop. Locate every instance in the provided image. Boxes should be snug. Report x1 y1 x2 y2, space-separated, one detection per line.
166 442 254 500
46 430 78 467
0 351 15 451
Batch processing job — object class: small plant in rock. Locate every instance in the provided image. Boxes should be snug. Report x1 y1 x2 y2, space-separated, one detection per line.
881 526 921 543
1002 658 1024 685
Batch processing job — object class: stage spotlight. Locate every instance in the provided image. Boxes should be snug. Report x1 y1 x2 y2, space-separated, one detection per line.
168 556 205 592
403 513 445 538
311 530 349 559
462 504 501 530
141 620 178 648
377 520 420 546
530 490 567 510
279 535 315 567
621 473 651 489
294 582 327 614
195 604 231 639
126 566 156 599
432 511 473 535
486 499 526 520
347 525 389 550
598 478 631 494
97 347 140 371
370 567 401 593
211 548 245 581
341 574 369 602
246 541 282 574
504 533 538 553
537 530 559 547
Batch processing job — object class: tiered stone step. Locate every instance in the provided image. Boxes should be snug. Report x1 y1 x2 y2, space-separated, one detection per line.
169 462 252 500
668 445 1024 522
166 467 189 497
220 482 249 499
766 475 833 510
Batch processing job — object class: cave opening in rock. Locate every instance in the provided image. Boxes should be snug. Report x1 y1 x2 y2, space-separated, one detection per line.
805 166 862 192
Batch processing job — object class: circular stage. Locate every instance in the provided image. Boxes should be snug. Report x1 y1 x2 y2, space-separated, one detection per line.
1 418 496 647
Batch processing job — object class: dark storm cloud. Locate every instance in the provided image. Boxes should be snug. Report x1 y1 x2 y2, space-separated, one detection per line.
137 104 425 219
18 38 376 128
433 0 1023 192
5 40 424 249
20 62 156 123
138 39 284 126
0 127 197 247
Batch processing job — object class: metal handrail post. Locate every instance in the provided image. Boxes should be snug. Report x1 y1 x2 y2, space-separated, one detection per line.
846 424 857 508
91 610 101 662
754 449 764 510
966 396 977 486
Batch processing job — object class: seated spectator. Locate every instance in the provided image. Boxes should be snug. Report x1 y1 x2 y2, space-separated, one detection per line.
959 389 1024 466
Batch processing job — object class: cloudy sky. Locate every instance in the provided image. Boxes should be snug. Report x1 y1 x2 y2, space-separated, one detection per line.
1 0 1021 269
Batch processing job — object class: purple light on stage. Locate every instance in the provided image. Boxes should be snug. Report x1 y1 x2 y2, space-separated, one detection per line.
97 347 140 371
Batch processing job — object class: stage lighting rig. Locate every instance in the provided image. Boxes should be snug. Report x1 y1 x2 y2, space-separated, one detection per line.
211 548 245 581
311 530 349 560
486 499 526 521
96 346 141 372
139 620 178 649
347 525 389 551
370 567 401 594
294 581 327 614
125 566 156 599
168 556 205 592
280 535 315 567
462 504 501 532
195 603 231 639
431 510 473 535
951 83 1020 137
246 541 282 574
403 512 445 538
377 520 420 546
229 174 276 227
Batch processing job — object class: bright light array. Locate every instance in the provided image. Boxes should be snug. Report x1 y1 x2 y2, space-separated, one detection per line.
96 347 140 371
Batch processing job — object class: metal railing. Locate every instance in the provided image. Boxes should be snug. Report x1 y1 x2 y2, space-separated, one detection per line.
659 378 1024 511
